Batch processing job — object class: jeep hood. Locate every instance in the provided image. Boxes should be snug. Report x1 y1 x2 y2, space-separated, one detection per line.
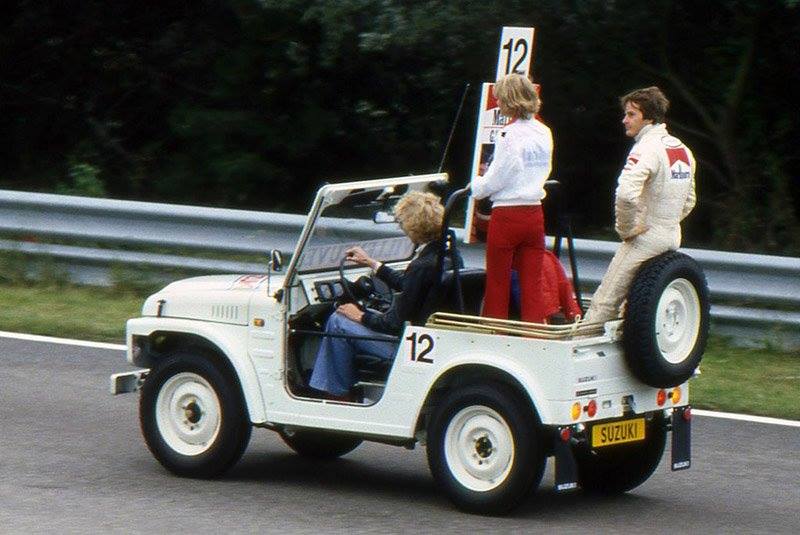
141 274 283 325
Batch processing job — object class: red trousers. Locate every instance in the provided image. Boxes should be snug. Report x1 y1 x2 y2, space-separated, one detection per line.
482 205 547 323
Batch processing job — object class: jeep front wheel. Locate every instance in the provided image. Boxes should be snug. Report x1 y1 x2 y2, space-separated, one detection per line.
426 383 545 515
140 350 251 478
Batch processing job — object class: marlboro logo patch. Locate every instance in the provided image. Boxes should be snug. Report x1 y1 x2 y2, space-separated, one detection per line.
667 147 689 166
666 148 691 180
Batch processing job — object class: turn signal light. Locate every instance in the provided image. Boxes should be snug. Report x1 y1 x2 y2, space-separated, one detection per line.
571 402 581 420
253 318 265 327
671 387 682 404
656 389 667 406
585 399 597 418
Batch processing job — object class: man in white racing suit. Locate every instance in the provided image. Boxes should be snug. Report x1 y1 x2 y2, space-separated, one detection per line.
584 86 696 324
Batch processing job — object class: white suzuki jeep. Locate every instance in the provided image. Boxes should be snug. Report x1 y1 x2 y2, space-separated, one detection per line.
112 173 709 515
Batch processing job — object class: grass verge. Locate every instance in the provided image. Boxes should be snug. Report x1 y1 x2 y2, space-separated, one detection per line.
0 282 797 420
0 283 142 343
692 337 799 420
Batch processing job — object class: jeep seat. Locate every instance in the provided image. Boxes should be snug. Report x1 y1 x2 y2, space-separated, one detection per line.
436 268 485 316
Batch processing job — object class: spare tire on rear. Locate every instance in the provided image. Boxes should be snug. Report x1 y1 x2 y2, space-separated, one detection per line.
623 251 710 388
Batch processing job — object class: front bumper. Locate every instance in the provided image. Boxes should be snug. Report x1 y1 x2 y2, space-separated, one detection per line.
109 369 149 395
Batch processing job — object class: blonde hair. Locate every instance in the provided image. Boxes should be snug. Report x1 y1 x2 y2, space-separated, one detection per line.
393 191 444 244
494 73 540 119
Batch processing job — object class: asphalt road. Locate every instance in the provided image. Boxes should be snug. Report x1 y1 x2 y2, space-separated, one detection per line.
1 336 798 534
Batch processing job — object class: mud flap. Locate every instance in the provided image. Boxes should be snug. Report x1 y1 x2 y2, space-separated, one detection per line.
671 406 691 470
554 428 578 491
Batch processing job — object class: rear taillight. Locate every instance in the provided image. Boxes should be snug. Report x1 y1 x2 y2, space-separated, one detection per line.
585 399 597 418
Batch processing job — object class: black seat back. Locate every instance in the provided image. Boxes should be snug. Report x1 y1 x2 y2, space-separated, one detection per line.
438 268 485 316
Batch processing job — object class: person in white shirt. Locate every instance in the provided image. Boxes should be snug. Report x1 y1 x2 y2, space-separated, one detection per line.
584 86 696 324
471 73 552 322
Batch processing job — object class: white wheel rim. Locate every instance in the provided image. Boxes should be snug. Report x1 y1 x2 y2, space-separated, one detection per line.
444 405 515 492
655 278 701 364
156 372 221 456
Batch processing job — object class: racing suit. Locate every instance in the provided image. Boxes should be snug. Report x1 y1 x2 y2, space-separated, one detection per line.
584 123 696 324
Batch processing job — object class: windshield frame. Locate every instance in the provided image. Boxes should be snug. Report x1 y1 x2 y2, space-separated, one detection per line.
283 173 448 288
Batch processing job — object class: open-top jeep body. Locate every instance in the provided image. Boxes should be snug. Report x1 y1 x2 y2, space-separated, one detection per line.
112 173 709 515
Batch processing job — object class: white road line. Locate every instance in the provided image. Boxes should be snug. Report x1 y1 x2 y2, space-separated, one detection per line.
0 330 126 351
1 331 798 428
692 409 800 428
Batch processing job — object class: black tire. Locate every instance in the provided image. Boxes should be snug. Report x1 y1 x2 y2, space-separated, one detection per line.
574 413 666 494
624 251 710 388
426 382 545 515
279 429 362 459
139 349 252 478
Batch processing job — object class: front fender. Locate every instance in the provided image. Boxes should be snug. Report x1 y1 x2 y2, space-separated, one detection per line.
126 317 267 424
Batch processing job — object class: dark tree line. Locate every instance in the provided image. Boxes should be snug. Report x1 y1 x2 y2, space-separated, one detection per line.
1 0 798 253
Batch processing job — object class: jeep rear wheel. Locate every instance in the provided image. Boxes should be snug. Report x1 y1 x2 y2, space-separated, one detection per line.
574 413 666 494
140 350 251 478
426 383 545 515
624 252 710 388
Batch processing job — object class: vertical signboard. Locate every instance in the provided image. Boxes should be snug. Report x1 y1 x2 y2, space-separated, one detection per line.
495 26 535 79
465 82 506 243
465 26 536 244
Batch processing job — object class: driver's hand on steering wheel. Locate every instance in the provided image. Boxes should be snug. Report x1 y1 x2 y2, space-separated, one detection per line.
346 246 380 270
337 303 365 323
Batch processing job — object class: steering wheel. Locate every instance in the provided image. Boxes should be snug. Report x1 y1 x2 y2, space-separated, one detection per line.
338 255 394 313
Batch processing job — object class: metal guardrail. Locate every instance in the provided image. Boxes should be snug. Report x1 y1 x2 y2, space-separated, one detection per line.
2 189 799 346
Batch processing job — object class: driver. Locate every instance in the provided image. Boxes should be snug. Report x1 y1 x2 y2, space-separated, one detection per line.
308 191 461 400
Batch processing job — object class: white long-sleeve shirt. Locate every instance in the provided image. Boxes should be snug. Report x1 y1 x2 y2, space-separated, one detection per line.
470 118 553 207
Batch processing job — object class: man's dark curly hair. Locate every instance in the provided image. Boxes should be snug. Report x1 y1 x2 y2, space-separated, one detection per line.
620 86 670 123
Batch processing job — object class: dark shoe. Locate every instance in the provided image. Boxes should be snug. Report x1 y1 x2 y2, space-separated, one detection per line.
322 391 357 402
297 384 358 402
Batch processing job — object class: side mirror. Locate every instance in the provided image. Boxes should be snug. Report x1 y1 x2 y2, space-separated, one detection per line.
269 249 283 272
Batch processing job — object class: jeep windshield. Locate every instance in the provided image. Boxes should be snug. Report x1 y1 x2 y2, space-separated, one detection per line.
297 198 412 273
287 174 448 279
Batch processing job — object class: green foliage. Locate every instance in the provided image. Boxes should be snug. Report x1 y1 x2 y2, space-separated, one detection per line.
0 250 29 285
0 250 70 287
56 162 107 197
0 0 797 253
108 264 167 295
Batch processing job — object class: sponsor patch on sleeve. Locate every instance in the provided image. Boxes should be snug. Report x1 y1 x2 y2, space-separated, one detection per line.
623 153 640 171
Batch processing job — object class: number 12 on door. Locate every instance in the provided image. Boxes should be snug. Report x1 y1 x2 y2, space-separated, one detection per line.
406 332 435 364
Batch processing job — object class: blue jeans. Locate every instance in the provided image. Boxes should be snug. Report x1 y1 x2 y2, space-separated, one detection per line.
308 312 397 395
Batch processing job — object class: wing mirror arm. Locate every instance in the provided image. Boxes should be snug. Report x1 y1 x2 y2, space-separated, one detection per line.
267 249 284 298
